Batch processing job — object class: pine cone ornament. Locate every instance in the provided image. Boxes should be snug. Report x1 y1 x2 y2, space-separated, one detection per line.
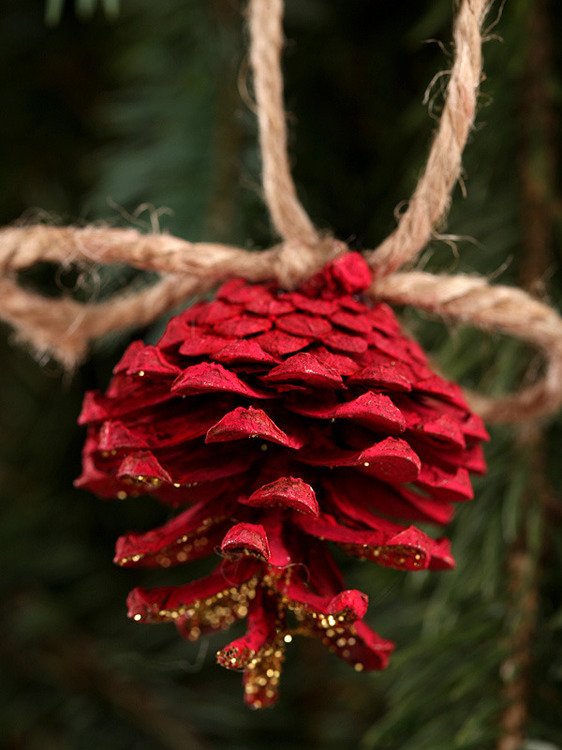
77 252 488 708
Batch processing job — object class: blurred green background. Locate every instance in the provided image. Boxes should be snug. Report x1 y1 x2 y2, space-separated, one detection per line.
1 1 561 748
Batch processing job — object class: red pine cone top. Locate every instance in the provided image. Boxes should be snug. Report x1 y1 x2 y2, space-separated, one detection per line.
77 252 488 709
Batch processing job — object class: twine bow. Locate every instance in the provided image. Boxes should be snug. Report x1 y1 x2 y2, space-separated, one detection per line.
1 0 561 424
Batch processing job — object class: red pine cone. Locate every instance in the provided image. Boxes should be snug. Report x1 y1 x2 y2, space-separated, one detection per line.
77 252 488 709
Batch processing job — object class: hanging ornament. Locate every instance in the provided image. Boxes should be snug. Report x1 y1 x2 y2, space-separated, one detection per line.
77 252 488 708
3 0 560 717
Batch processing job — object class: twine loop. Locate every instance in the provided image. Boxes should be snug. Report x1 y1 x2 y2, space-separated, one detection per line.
366 0 490 276
1 0 562 423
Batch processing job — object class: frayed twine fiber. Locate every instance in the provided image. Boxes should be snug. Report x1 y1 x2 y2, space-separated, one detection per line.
1 0 562 424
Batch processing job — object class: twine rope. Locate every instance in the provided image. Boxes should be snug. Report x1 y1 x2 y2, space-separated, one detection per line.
0 0 561 423
248 0 320 246
367 0 490 274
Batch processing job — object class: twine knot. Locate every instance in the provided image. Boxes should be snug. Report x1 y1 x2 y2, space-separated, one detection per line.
272 237 348 290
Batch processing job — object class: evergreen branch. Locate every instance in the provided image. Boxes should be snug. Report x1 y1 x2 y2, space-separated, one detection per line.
497 1 557 746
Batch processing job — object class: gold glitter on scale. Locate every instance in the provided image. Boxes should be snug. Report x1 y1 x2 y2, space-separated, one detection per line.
115 516 226 567
135 578 260 638
243 635 286 709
